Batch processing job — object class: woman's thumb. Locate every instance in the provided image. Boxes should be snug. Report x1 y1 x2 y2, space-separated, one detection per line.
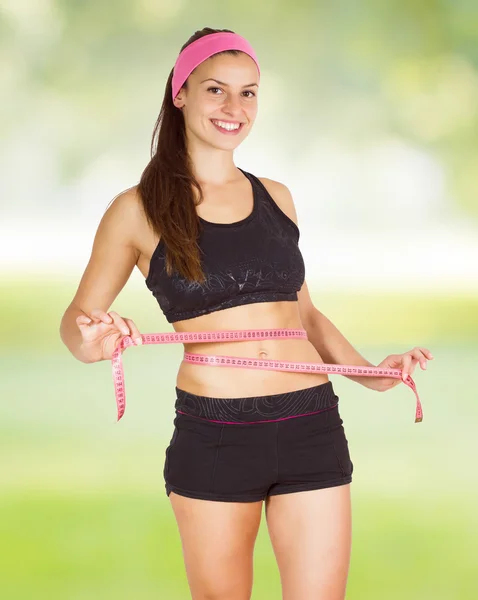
76 315 92 328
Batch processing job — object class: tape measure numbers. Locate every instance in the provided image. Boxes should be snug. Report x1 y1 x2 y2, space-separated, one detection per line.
111 328 423 423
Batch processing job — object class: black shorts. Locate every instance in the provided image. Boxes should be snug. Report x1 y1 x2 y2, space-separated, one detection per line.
163 381 353 502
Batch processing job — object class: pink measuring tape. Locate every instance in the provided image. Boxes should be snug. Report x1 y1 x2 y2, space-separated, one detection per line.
111 328 423 423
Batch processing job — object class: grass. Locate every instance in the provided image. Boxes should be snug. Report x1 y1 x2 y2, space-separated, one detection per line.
1 490 476 600
1 279 477 598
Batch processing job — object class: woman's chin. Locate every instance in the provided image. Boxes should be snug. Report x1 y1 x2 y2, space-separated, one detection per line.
205 135 246 151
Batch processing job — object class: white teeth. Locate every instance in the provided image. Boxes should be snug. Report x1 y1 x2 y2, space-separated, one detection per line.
212 120 241 131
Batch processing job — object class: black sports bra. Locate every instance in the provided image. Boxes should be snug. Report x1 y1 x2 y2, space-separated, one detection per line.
145 169 305 323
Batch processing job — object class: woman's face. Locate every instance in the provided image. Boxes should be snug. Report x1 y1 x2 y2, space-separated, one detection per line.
173 52 259 151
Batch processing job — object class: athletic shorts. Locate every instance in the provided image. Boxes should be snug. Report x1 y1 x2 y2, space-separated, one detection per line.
163 381 353 502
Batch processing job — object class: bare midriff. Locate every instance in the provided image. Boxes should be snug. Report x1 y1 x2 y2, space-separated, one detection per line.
172 300 329 397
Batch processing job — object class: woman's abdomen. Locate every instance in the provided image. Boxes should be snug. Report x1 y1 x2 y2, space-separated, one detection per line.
176 337 329 397
173 301 328 397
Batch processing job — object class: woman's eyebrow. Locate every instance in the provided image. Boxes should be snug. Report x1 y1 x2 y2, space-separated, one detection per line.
200 78 258 87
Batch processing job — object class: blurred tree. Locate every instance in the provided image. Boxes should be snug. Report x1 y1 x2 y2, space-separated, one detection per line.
1 0 477 217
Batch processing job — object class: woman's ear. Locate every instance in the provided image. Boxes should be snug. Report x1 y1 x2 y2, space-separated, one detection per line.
173 92 185 110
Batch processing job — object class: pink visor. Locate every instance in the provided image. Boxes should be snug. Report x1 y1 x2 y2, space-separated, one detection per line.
172 32 261 100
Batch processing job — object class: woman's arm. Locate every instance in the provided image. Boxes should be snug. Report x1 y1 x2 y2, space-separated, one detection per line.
60 187 143 362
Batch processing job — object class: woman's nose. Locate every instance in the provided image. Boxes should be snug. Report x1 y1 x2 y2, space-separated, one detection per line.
223 95 242 114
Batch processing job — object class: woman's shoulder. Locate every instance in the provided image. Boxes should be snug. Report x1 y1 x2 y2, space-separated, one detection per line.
107 184 142 212
106 183 143 223
256 176 288 194
104 185 156 249
255 176 299 229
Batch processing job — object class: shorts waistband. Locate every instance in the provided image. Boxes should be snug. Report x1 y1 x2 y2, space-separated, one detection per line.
174 381 338 424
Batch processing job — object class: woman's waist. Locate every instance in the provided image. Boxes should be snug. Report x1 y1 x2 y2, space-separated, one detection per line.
181 336 323 363
176 352 330 398
173 320 329 397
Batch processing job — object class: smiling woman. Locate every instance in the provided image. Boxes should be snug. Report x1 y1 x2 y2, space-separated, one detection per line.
59 25 432 600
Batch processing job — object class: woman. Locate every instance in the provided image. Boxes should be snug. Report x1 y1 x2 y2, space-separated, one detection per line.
60 27 433 600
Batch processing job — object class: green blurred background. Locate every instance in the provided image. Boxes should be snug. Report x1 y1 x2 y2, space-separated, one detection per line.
1 1 477 598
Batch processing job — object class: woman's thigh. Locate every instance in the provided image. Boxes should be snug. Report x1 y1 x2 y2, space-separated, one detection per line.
265 484 352 600
169 492 263 600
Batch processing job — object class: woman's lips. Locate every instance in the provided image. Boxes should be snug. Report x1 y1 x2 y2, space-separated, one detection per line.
210 119 245 135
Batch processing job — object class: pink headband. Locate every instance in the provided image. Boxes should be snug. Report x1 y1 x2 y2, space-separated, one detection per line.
172 32 261 100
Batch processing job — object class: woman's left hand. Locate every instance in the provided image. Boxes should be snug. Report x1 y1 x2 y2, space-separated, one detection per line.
370 347 434 392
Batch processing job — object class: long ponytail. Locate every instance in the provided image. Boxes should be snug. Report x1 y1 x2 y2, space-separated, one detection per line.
137 27 239 283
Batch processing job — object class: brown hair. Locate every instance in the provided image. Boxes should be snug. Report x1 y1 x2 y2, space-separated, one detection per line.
138 27 242 283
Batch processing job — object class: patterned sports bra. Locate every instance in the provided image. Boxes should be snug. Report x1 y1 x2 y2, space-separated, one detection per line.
145 168 305 323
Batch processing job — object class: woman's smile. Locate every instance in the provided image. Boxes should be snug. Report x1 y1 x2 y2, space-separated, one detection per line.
210 118 245 135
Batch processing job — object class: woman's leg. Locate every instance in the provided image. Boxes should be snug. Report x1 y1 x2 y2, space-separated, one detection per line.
169 492 264 600
265 485 352 600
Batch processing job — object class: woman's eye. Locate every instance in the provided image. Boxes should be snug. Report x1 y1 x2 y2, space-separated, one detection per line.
206 87 256 98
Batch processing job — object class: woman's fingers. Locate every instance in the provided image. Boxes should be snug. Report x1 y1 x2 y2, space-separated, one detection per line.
407 356 419 377
77 310 134 337
401 354 412 380
89 308 113 325
76 314 92 331
76 315 91 325
402 347 433 380
124 318 142 345
76 310 141 348
410 347 431 370
108 311 130 336
87 309 129 336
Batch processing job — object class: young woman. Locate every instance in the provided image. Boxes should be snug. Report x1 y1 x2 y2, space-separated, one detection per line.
60 27 433 600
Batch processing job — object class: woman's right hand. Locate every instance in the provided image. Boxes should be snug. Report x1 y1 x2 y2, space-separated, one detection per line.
76 309 143 362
